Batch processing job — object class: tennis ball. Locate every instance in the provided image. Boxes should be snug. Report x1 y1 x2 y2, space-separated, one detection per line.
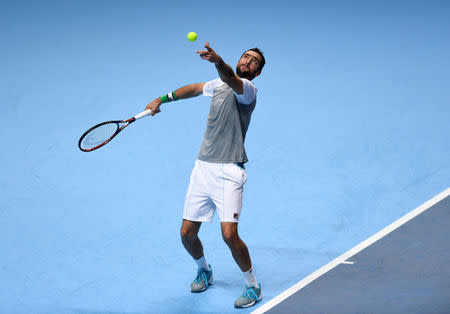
187 32 198 42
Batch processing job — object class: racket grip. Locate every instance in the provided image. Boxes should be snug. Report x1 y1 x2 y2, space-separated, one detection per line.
134 109 152 120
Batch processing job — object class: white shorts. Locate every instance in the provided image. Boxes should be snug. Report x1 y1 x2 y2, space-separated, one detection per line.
183 159 247 223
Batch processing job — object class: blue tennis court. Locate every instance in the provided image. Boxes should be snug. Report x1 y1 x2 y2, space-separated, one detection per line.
1 1 449 313
255 189 450 313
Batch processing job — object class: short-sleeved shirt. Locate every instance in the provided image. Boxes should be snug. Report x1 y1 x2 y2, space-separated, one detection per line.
202 78 257 105
197 78 257 163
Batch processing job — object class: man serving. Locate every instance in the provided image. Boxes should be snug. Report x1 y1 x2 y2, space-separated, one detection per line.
146 41 265 308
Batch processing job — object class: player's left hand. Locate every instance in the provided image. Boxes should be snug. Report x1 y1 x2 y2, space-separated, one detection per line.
196 41 221 64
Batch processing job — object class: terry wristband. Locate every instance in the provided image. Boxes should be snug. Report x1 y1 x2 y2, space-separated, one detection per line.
161 91 178 103
160 94 169 103
167 91 178 101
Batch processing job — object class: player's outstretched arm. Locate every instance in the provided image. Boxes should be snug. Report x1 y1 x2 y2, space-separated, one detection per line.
145 83 205 115
196 41 244 95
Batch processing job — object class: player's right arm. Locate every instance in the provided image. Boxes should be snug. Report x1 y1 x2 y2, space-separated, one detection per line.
145 83 205 115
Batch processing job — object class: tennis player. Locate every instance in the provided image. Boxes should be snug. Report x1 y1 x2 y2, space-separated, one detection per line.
146 41 265 308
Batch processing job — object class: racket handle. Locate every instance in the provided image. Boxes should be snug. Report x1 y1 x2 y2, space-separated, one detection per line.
134 109 152 120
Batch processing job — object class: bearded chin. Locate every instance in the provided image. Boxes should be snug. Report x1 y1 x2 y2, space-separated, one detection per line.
236 66 256 80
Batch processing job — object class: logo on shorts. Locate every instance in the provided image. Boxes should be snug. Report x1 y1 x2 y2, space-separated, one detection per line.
233 213 239 219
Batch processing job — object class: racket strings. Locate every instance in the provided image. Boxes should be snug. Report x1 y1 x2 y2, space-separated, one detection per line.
80 123 119 150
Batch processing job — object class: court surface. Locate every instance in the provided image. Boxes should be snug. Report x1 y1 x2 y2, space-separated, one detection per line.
1 1 450 313
254 189 450 313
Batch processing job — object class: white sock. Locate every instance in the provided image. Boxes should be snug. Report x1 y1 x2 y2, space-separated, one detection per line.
243 267 259 287
195 256 209 270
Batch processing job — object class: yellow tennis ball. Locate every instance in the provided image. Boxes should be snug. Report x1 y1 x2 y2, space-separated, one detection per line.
187 32 197 42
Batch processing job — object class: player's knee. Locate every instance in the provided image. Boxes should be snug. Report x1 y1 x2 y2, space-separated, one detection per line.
180 227 197 243
222 229 239 246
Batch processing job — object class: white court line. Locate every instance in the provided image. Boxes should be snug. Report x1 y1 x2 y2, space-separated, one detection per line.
252 187 450 314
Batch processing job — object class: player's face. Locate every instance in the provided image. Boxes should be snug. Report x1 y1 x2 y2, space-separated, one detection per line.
236 50 262 80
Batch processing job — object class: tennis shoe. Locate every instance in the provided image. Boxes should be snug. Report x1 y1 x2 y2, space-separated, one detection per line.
190 264 213 293
234 283 262 308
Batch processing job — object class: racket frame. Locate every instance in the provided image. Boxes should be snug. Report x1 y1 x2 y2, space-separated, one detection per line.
78 117 134 152
78 109 152 152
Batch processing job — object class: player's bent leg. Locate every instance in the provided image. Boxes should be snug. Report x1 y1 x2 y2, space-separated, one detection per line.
180 219 203 260
180 219 214 292
221 222 252 271
221 222 262 307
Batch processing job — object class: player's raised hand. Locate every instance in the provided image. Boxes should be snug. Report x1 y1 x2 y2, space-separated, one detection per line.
196 41 221 64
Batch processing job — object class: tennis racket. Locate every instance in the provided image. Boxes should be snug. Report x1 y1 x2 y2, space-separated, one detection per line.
78 109 152 152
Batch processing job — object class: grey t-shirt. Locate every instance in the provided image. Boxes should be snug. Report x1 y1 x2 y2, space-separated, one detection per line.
197 78 257 164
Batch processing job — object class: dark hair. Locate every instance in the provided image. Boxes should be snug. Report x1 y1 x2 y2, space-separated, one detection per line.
242 48 266 73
